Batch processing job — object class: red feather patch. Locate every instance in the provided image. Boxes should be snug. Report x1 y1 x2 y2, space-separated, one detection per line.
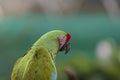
66 33 71 41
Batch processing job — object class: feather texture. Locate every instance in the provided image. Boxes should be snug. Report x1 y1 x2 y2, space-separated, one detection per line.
11 30 70 80
11 47 57 80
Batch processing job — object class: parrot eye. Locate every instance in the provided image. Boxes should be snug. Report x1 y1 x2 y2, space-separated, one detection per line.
58 34 71 54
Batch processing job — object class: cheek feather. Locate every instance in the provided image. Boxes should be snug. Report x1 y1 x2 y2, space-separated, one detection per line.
58 35 67 50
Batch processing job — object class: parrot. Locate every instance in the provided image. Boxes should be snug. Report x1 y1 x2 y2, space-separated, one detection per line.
11 30 71 80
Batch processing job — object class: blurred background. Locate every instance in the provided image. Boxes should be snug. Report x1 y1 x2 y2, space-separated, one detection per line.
0 0 120 80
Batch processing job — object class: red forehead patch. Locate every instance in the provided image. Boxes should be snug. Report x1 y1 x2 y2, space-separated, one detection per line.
66 33 71 41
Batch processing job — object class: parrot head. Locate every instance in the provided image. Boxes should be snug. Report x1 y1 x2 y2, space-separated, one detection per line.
33 30 71 58
58 33 71 54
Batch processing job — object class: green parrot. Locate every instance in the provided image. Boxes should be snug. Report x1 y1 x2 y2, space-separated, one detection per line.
11 30 71 80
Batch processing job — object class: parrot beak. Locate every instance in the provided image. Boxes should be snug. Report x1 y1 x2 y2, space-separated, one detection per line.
59 41 70 54
58 34 71 54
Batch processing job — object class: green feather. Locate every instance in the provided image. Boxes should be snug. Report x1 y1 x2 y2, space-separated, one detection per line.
11 30 67 80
